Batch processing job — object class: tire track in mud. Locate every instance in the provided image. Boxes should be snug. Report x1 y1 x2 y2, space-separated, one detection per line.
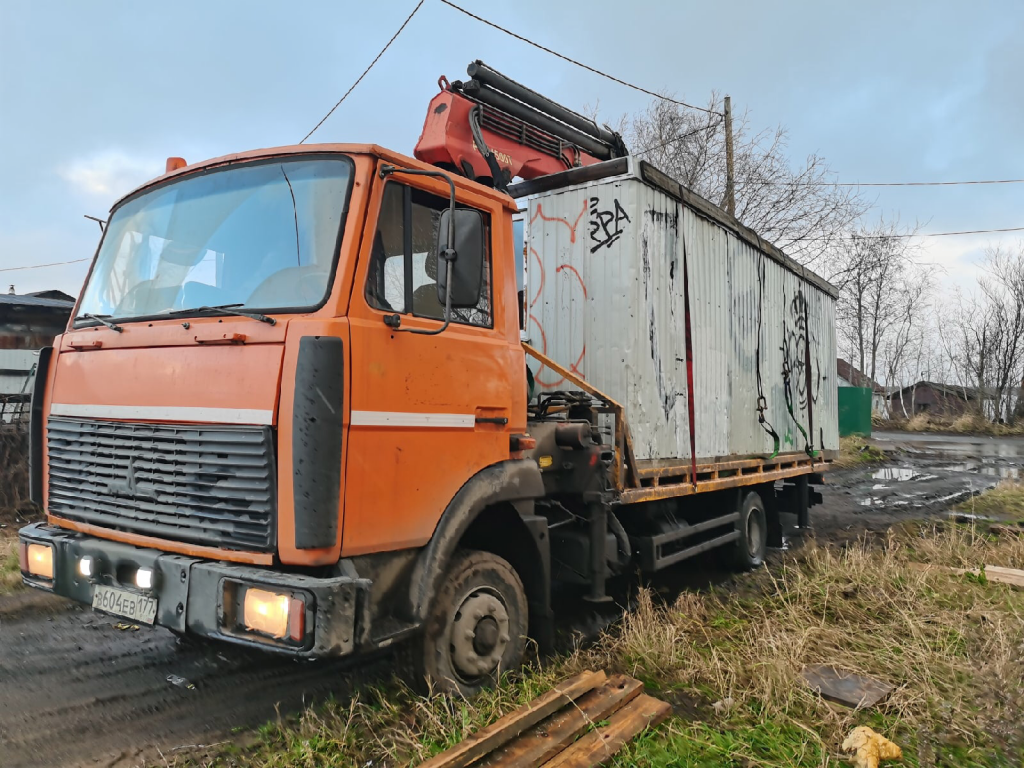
0 606 390 768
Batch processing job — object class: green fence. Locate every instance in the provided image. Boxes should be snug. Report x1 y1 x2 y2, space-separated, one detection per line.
838 386 873 437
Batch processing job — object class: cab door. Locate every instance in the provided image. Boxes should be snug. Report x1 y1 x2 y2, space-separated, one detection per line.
344 173 513 556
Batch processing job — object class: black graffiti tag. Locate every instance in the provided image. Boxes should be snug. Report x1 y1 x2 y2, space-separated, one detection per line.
780 290 821 411
589 197 630 253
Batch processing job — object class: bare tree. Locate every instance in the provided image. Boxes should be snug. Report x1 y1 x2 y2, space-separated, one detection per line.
930 246 1024 423
978 246 1024 421
828 217 928 396
937 287 1000 418
629 93 868 267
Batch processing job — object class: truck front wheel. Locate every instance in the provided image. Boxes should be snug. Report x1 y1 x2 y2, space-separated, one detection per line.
417 550 528 697
732 491 768 570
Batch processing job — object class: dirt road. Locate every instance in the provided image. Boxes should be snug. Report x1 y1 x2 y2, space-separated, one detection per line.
2 432 1021 768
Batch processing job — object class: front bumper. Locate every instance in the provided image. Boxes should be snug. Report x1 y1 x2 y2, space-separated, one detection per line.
18 522 368 657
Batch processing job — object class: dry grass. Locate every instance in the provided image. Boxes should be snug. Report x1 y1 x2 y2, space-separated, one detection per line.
834 435 887 468
0 533 22 595
177 525 1024 768
881 413 1024 437
957 480 1024 523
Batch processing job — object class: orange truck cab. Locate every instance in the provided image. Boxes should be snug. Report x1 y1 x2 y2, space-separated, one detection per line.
19 144 560 691
19 130 829 695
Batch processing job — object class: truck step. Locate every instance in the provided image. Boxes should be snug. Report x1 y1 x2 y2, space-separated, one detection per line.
633 511 740 571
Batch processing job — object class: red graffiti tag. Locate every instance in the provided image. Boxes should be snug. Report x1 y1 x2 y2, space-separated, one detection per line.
529 246 545 308
530 199 588 244
555 263 587 299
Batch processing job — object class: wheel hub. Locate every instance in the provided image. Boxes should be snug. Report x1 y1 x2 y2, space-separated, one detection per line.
450 590 510 681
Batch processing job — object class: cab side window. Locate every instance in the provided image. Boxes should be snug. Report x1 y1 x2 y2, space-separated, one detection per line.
365 182 492 328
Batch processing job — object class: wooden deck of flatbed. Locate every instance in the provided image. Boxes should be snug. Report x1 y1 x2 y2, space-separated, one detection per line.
619 452 834 505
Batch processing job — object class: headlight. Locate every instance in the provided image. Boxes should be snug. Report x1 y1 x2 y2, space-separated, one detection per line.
135 567 153 590
24 543 54 580
79 556 93 577
243 588 302 639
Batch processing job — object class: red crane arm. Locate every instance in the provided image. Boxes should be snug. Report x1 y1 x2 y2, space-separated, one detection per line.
414 63 627 188
415 85 602 183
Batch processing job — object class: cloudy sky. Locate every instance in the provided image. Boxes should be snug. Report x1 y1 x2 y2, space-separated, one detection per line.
2 0 1022 296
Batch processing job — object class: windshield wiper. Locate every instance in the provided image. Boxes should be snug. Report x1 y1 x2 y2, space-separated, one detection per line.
76 313 123 332
168 304 276 325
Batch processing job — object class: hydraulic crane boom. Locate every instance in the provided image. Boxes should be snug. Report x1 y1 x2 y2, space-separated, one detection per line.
414 60 628 191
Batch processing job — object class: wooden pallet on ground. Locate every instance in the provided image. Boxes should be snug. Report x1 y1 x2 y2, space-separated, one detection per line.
418 670 671 768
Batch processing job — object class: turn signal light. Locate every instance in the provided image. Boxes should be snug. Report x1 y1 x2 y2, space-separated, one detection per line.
25 543 54 580
243 588 305 641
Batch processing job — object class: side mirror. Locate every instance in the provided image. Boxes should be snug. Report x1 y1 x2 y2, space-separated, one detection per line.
436 209 485 309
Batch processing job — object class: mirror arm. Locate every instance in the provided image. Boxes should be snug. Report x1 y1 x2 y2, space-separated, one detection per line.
379 164 457 336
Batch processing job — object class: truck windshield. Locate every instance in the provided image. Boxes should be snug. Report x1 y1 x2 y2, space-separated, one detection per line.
77 156 353 322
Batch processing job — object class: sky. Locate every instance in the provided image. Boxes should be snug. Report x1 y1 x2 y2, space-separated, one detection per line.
2 0 1023 297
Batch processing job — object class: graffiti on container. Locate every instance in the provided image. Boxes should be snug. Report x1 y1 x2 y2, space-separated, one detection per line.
642 232 682 420
526 217 590 388
589 196 630 253
644 207 679 234
780 289 822 413
530 199 587 243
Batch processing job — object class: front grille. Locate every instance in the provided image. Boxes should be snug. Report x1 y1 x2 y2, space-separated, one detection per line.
47 417 276 551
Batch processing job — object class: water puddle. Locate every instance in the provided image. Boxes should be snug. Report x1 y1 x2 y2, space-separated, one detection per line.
946 462 1020 479
859 497 912 508
872 467 919 482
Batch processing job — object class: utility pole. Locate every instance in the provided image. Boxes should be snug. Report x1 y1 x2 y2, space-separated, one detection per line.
724 95 735 218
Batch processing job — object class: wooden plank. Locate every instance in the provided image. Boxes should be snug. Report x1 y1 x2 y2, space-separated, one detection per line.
481 675 643 768
541 693 671 768
908 562 1024 588
986 566 1024 588
418 670 606 768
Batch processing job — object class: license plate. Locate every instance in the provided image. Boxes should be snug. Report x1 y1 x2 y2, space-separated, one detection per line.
92 585 158 625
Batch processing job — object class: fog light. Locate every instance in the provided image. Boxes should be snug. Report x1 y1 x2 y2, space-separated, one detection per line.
243 588 291 638
79 556 93 578
135 567 153 590
26 543 54 580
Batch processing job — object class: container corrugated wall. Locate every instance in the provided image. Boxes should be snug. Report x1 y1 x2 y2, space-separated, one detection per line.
526 160 837 463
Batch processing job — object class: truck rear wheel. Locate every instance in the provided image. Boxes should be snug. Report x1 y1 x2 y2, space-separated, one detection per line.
732 491 767 570
417 550 528 697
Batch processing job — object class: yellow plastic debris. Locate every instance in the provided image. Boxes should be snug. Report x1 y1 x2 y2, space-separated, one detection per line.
842 726 903 768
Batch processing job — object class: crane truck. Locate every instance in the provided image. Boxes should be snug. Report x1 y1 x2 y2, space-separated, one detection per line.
19 62 836 696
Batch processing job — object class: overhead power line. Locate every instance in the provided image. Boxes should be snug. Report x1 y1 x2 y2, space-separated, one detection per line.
438 0 722 117
299 0 425 144
852 226 1024 239
0 258 89 273
635 120 724 157
737 178 1024 188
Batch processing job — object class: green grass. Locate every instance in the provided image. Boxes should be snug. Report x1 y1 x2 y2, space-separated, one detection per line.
834 435 887 467
172 524 1024 768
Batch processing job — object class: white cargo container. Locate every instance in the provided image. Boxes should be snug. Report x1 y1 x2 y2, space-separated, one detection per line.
521 158 838 464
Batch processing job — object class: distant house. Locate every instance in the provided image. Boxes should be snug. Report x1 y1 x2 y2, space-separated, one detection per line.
887 381 979 418
836 358 887 413
0 289 75 420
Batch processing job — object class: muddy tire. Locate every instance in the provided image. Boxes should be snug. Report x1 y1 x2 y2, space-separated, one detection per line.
732 491 767 570
415 550 528 697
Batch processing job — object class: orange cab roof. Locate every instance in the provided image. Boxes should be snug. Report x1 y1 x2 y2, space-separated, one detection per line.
113 143 519 213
